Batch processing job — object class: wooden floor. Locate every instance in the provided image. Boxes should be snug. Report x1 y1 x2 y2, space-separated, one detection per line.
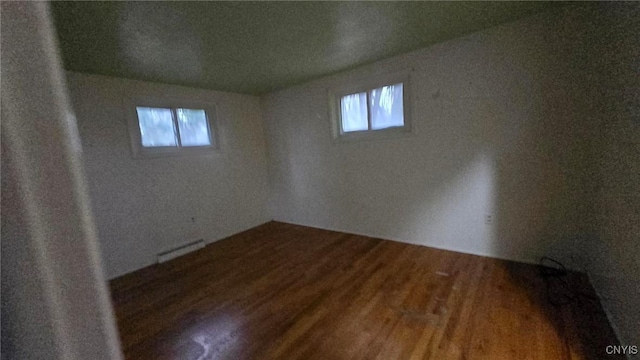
110 222 621 360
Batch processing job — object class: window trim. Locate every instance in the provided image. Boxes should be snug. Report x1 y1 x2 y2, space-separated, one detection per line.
329 71 413 142
125 96 220 158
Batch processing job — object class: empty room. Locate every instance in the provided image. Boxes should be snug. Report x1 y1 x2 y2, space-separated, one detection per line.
2 1 639 359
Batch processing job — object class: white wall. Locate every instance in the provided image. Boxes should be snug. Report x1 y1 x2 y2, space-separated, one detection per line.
67 73 270 279
262 6 598 266
2 2 122 358
586 3 640 347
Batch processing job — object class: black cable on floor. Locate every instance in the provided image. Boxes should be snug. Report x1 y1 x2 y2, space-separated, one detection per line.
538 256 598 307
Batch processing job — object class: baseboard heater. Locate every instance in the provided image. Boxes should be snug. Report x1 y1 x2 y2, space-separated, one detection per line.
157 239 205 263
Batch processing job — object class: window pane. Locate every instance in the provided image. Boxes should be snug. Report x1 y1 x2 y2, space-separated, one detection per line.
370 83 404 130
176 108 211 147
340 92 368 132
136 107 177 147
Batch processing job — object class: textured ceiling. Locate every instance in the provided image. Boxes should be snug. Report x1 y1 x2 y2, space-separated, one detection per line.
51 1 566 95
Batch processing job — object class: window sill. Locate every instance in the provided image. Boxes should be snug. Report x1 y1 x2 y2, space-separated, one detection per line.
333 126 413 143
131 146 220 159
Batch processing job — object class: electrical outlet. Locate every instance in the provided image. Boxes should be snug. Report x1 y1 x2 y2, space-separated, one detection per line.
485 214 493 225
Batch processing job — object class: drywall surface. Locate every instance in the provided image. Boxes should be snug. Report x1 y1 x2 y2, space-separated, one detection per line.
262 6 601 266
2 2 122 359
586 4 640 347
67 73 270 279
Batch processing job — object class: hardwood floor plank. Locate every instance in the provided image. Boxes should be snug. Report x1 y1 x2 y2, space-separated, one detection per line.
110 222 622 360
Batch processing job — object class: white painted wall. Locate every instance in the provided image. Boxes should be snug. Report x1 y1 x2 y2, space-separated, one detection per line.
66 73 270 279
262 6 599 266
1 2 122 358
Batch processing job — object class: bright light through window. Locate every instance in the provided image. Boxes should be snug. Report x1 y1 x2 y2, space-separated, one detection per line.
339 82 404 133
136 107 177 147
370 83 403 130
176 108 211 147
133 105 213 154
340 92 368 132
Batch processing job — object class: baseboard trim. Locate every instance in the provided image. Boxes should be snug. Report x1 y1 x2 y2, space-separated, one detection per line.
157 239 205 263
273 219 542 267
108 219 274 280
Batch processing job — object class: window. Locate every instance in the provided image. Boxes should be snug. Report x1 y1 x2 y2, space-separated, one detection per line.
127 97 218 157
330 72 411 141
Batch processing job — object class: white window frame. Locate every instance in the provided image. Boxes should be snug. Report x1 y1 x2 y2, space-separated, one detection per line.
329 71 413 142
125 96 219 158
